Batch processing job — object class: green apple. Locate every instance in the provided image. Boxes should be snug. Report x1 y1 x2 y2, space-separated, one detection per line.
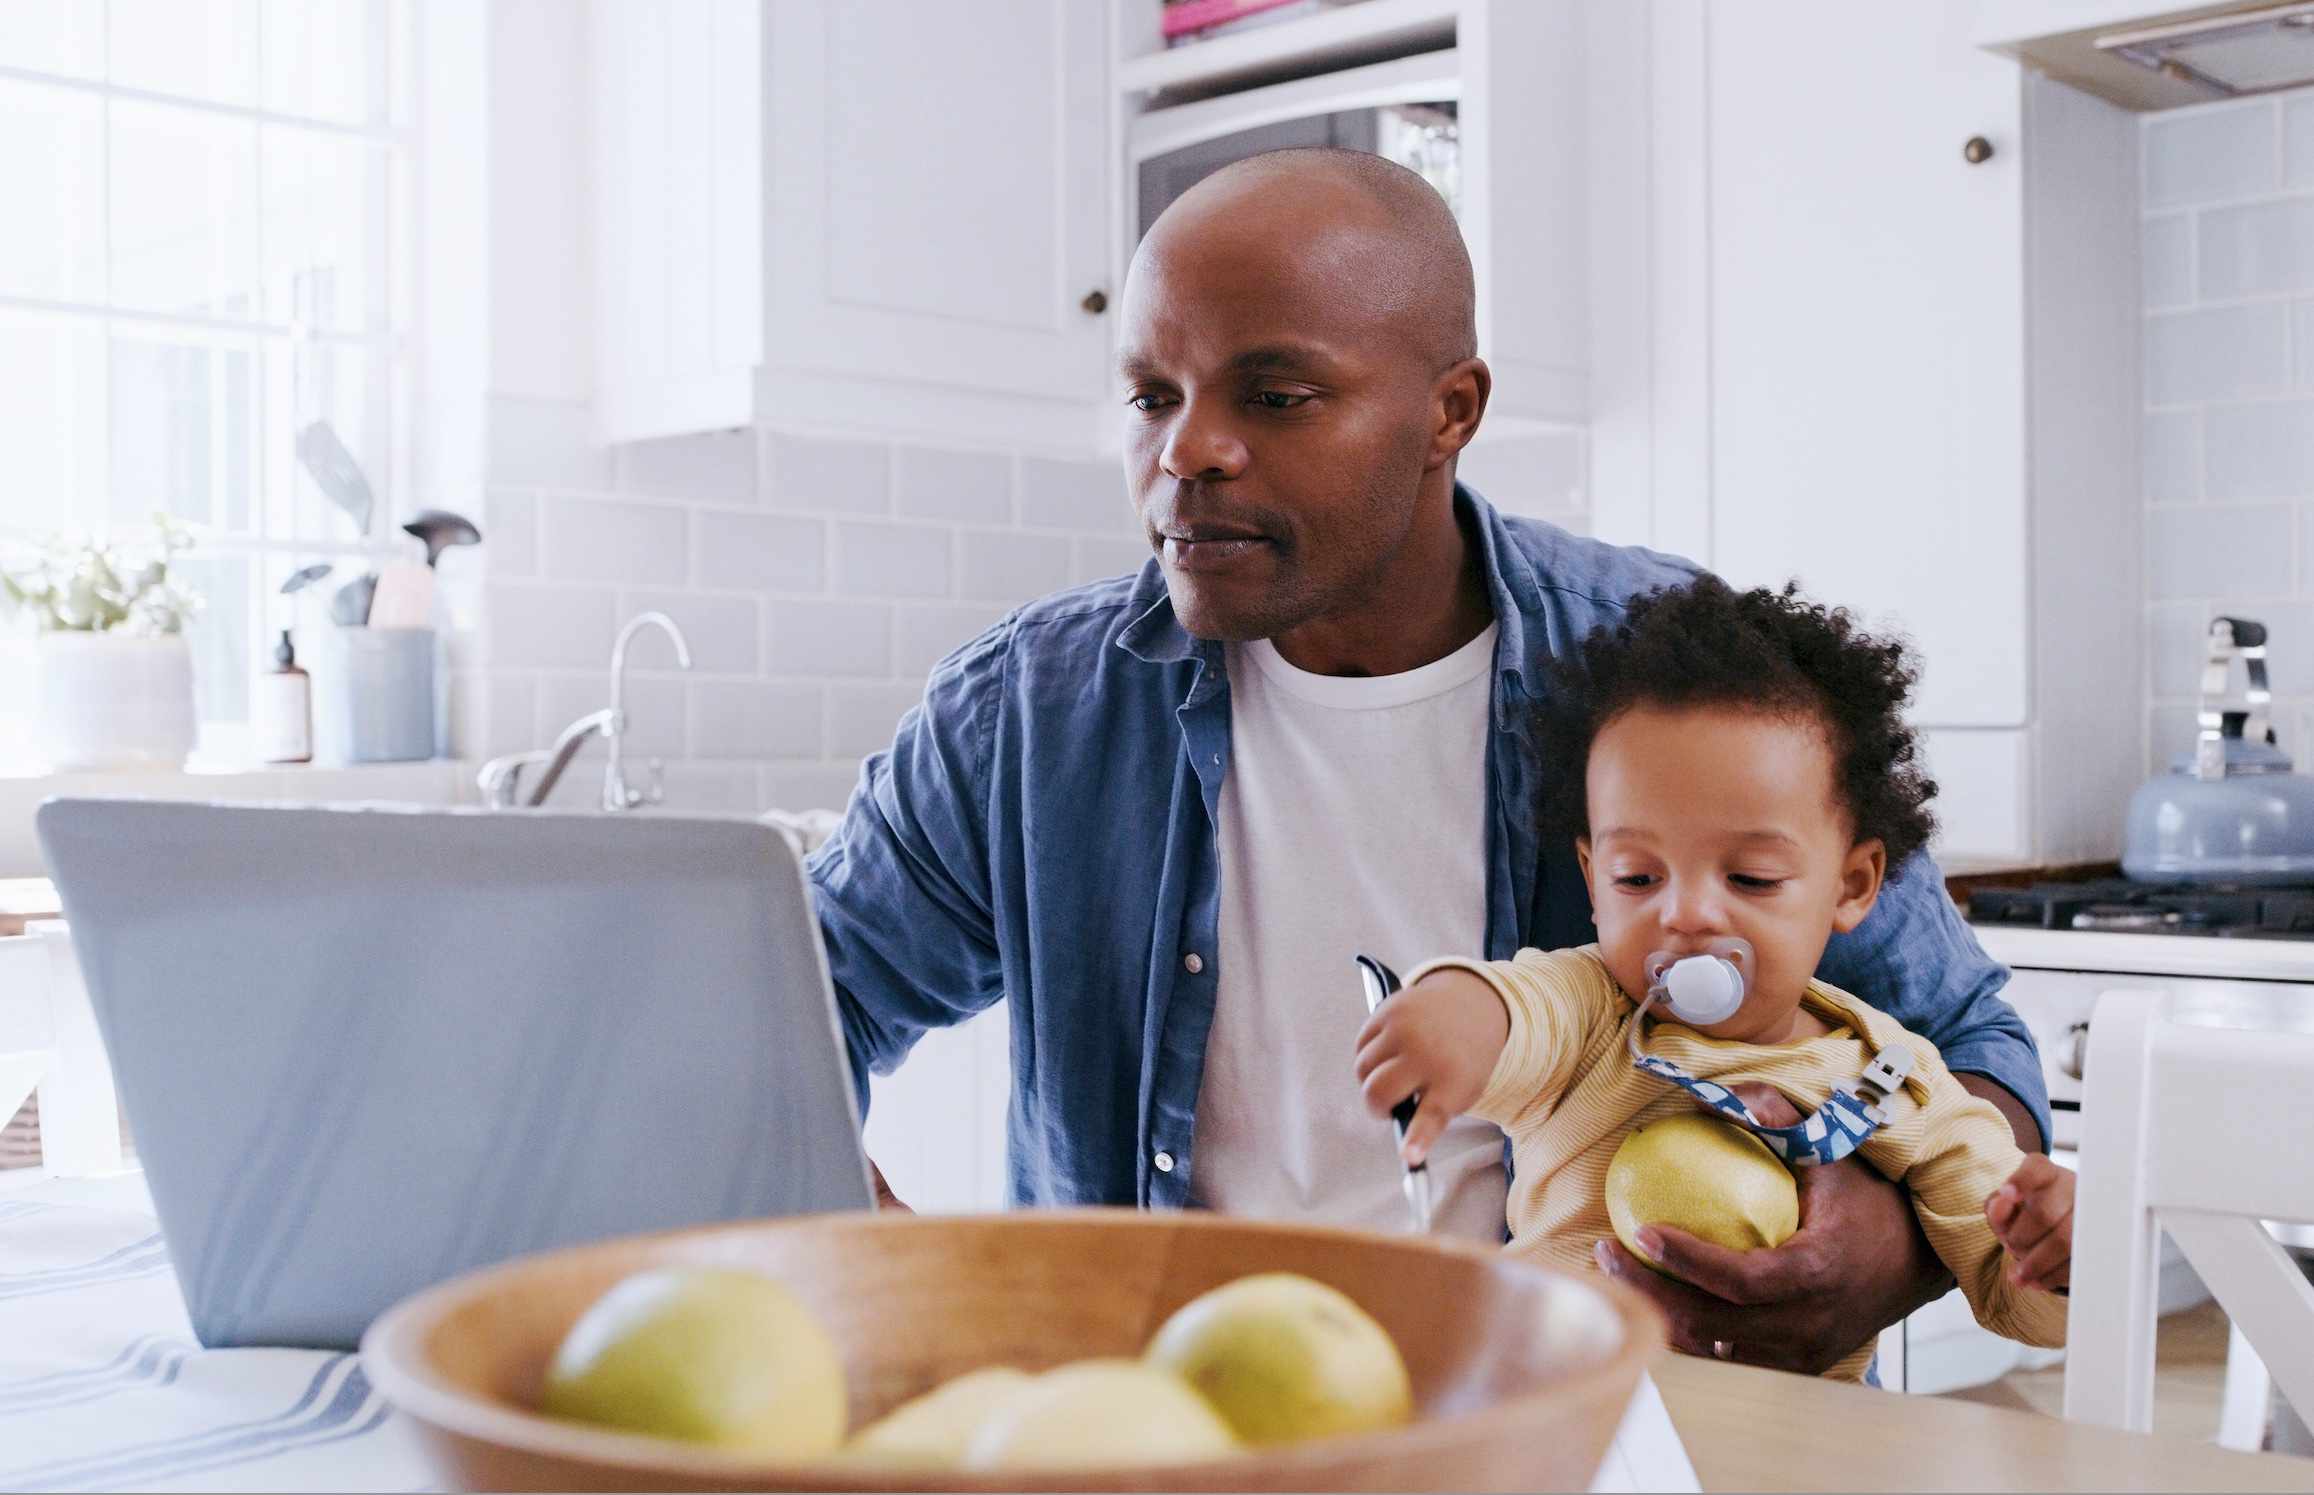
538 1265 845 1456
1144 1273 1412 1445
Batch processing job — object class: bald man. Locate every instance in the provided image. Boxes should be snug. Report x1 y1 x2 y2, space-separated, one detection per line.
809 149 2049 1376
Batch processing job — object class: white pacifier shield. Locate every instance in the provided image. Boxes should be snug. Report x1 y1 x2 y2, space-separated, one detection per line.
1662 955 1744 1023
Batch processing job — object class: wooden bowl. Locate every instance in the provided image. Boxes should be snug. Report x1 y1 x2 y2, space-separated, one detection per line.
362 1209 1663 1492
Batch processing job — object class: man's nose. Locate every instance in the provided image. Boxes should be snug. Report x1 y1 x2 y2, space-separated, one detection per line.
1158 397 1249 482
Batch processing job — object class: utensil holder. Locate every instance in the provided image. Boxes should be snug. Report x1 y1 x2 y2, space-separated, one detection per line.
319 627 437 763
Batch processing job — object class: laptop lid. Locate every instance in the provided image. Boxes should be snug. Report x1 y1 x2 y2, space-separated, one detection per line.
35 799 873 1349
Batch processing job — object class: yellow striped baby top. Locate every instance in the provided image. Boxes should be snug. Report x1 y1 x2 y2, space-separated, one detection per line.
1404 944 2068 1381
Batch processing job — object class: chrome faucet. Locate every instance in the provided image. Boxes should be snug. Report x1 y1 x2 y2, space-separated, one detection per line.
603 610 693 811
475 610 693 810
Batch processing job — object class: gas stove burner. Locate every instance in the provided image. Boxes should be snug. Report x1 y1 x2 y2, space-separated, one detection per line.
1969 877 2314 938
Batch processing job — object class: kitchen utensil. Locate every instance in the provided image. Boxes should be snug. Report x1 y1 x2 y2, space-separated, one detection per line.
1353 954 1434 1234
400 508 481 567
317 626 436 761
330 571 377 627
296 421 376 538
361 1210 1660 1493
2125 616 2314 884
364 562 435 630
280 562 334 596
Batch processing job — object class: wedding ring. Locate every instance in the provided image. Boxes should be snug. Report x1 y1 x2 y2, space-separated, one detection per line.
1712 1340 1734 1361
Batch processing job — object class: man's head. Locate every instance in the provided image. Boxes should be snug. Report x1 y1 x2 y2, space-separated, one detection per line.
1536 579 1938 1042
1116 148 1488 642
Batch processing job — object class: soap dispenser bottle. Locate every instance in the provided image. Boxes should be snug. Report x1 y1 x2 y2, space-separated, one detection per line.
256 628 312 764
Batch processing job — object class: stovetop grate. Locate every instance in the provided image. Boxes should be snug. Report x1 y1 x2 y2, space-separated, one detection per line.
1966 879 2314 937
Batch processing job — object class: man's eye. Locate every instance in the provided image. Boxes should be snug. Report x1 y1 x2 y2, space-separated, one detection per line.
1731 874 1786 891
1250 390 1309 411
1126 392 1174 413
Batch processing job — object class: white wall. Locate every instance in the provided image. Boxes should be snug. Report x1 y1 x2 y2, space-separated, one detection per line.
2140 85 2314 774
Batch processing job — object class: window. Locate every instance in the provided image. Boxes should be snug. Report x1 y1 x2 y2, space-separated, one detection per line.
0 0 416 766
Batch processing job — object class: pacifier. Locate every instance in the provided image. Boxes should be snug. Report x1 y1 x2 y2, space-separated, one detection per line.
1641 936 1756 1027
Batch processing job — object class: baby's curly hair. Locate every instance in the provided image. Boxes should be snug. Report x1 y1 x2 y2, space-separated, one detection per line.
1535 576 1938 872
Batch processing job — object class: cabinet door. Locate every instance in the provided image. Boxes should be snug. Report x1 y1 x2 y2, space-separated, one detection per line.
1705 3 2027 729
766 0 1111 413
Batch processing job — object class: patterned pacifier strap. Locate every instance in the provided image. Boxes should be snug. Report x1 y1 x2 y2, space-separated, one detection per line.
1630 1040 1916 1167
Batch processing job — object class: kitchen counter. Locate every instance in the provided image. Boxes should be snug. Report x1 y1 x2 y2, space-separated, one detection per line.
1653 1355 2313 1492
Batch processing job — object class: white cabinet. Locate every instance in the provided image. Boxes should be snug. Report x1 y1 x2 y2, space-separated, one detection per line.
1591 0 2143 864
590 0 1114 446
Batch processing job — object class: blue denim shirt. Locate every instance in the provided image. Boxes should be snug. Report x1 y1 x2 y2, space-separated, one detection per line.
807 486 2048 1208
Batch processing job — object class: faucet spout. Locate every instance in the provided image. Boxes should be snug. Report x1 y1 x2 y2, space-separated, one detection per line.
605 611 694 811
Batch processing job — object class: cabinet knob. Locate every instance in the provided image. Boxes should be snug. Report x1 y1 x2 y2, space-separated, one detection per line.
1080 289 1109 315
1963 135 1994 165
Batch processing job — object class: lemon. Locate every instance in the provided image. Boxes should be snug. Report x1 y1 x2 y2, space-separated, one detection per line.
1605 1113 1799 1264
844 1366 1032 1468
538 1266 845 1456
962 1359 1239 1470
1143 1272 1412 1446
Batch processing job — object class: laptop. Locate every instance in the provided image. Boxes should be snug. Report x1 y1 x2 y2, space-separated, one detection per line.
34 799 874 1350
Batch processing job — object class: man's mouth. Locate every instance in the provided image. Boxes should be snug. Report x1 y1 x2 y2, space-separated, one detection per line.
1158 529 1273 572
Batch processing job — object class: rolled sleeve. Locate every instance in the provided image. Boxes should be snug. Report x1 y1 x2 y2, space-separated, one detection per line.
1817 852 2051 1151
806 619 1011 1112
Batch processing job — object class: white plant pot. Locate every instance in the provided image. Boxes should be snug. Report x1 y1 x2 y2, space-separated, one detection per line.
36 632 197 771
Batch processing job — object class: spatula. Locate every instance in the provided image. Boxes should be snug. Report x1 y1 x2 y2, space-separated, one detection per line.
296 421 375 538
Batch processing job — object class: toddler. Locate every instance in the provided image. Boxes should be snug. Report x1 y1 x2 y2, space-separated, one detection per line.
1354 577 2071 1380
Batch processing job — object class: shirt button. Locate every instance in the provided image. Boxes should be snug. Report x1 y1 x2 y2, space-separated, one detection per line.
1154 1150 1175 1173
1183 952 1204 975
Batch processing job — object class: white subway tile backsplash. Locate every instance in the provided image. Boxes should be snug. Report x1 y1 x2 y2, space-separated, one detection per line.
834 522 951 598
2197 198 2314 300
487 396 611 490
2144 101 2279 208
2146 703 2200 773
487 582 618 669
1071 535 1152 586
894 603 1012 678
2204 401 2314 500
2146 602 2211 698
614 431 758 505
763 761 863 815
654 761 763 813
2289 95 2314 189
767 598 892 677
957 530 1073 603
690 679 821 759
485 490 539 576
2142 410 2202 503
537 670 686 758
2145 304 2291 405
827 682 927 758
538 495 688 584
1019 456 1131 532
694 510 825 592
894 446 1013 525
2298 300 2314 388
2145 504 2292 599
616 590 760 674
2142 214 2193 309
768 433 889 515
479 673 538 760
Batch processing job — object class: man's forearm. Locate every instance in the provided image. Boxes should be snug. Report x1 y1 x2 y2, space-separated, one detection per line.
1958 1073 2045 1156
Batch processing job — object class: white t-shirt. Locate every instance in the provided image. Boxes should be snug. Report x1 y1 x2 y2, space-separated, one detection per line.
1189 623 1510 1242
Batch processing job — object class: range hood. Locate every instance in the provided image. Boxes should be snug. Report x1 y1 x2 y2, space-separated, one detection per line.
1992 1 2314 110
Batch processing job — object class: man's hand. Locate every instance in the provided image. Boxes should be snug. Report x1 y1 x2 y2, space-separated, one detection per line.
1592 1083 1950 1374
869 1159 914 1213
1986 1152 2073 1293
1352 968 1511 1165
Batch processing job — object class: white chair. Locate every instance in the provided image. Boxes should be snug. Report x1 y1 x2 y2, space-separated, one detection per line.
2064 987 2314 1441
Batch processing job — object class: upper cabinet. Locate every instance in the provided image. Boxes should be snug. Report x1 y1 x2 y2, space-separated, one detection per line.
590 0 1113 447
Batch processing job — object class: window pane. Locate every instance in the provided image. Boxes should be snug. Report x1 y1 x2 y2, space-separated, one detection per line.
170 550 252 734
267 339 387 543
263 128 385 331
0 80 103 302
110 101 260 320
108 0 259 108
110 329 258 534
262 0 379 126
0 0 103 80
0 311 105 535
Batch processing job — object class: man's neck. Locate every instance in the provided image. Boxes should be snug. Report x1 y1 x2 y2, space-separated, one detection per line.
1267 485 1494 678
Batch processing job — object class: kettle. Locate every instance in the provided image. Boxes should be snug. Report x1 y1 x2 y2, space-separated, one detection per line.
2124 616 2314 884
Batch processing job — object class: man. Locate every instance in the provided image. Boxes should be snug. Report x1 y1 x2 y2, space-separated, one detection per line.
807 149 2048 1376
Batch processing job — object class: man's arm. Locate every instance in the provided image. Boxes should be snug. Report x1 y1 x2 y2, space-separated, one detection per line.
807 620 1011 1124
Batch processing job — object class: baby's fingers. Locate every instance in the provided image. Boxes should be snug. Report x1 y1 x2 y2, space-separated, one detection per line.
1401 1093 1454 1167
1359 1057 1423 1121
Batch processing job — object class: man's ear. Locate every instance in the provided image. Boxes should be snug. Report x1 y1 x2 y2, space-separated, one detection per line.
1830 837 1887 934
1427 357 1492 470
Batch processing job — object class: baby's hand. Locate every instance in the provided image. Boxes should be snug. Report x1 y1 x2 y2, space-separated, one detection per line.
1985 1153 2075 1293
1352 967 1511 1166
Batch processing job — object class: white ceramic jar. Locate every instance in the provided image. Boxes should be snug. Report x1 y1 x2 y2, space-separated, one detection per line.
35 632 197 771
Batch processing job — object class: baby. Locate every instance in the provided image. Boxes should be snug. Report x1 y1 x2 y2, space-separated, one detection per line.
1354 577 2071 1380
